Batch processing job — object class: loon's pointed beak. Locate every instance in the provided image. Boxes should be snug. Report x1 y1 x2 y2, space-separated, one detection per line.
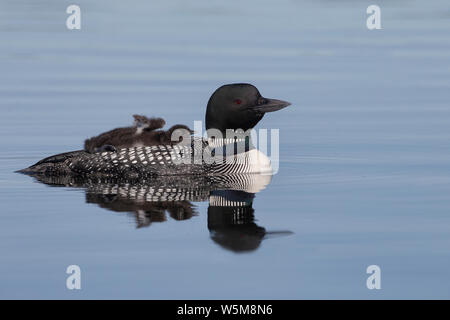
263 230 294 239
251 98 291 113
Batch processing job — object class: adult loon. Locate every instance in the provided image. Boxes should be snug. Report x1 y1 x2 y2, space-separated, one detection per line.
18 83 291 178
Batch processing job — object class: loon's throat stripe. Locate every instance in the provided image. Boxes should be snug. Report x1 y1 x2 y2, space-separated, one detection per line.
207 137 248 148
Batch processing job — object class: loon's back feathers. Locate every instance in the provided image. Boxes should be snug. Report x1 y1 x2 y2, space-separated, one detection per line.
84 115 193 153
33 150 86 166
19 138 272 178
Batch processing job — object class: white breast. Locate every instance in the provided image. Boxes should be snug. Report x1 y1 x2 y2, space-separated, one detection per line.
231 149 273 174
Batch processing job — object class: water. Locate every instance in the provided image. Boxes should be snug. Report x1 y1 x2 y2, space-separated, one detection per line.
1 0 450 299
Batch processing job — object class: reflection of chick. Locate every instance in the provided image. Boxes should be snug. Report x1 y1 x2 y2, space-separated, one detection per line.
85 191 197 229
84 115 193 153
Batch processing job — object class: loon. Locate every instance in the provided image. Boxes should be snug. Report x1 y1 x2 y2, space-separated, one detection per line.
84 115 193 153
18 83 291 178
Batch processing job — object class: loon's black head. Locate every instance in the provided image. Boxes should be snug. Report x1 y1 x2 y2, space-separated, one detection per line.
205 83 291 134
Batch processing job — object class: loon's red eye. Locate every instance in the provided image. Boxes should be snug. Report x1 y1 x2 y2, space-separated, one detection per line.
234 99 242 105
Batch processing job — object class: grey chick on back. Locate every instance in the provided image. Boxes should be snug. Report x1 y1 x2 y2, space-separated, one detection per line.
84 115 193 153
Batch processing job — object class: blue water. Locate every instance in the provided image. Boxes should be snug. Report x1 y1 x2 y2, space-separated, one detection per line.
1 0 450 299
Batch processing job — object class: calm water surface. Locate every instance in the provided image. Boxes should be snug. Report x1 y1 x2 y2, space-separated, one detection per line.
1 0 450 299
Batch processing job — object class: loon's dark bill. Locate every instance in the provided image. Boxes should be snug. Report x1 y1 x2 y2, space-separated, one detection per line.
251 98 291 113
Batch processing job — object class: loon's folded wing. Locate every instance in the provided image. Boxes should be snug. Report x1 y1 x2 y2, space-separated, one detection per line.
17 136 272 178
17 150 88 174
33 150 87 166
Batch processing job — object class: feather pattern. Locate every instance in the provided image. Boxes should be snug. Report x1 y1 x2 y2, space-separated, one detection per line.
20 138 272 178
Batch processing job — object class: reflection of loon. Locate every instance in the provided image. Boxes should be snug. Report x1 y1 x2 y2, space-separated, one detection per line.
18 84 290 178
85 190 197 228
27 174 292 252
208 190 292 252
